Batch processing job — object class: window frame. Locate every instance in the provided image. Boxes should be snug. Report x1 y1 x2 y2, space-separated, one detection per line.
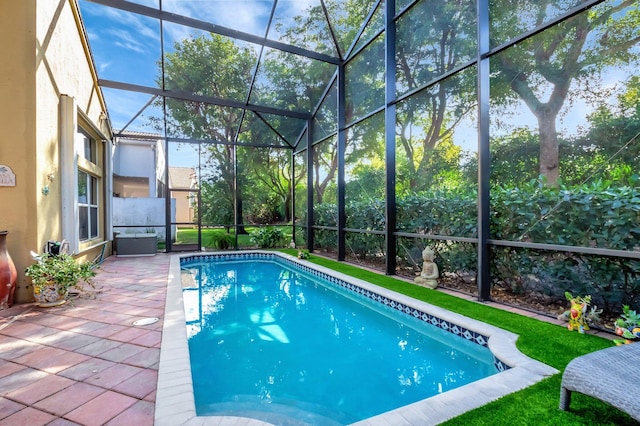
76 122 103 246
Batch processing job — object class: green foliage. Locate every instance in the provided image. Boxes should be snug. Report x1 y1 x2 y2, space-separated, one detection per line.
489 129 542 186
488 178 640 314
346 232 385 260
25 253 96 296
345 199 385 231
314 229 337 252
345 166 385 203
208 232 234 250
250 227 285 248
491 180 640 249
177 227 293 249
312 203 338 250
614 305 640 339
313 203 338 227
239 147 293 224
245 194 283 225
199 180 234 227
396 190 478 237
297 249 310 259
491 178 640 311
313 180 640 316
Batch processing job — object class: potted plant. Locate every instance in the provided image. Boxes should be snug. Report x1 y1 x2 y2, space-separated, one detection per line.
613 305 640 345
25 253 96 307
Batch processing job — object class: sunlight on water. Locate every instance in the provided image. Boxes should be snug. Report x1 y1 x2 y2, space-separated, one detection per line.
182 258 498 424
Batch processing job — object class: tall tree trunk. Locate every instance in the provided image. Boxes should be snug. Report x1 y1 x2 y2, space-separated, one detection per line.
284 192 292 223
536 107 560 186
509 76 568 188
236 197 248 234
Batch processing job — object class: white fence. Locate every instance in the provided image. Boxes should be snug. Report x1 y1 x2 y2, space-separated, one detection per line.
113 197 176 241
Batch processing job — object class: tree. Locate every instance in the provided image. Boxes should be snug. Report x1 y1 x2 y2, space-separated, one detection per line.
489 129 542 187
566 74 640 186
488 74 640 188
161 34 258 233
198 179 233 230
345 113 386 203
491 0 640 186
395 0 478 192
270 1 382 204
239 146 295 223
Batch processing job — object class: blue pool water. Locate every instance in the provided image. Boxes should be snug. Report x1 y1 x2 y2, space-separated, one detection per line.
181 255 498 424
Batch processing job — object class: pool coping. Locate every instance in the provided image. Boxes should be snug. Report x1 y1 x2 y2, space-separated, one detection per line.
155 252 558 426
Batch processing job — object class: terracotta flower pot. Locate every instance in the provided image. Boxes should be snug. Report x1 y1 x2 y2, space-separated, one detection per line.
0 230 17 310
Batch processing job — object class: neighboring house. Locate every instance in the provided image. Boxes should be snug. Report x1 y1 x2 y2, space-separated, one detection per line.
169 167 197 224
111 131 172 240
112 131 166 198
0 1 113 302
111 134 193 240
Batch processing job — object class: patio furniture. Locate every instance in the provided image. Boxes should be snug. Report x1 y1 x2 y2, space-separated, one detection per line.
559 342 640 421
115 233 158 257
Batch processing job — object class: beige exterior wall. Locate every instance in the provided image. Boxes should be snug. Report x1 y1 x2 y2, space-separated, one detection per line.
172 190 195 224
0 0 112 303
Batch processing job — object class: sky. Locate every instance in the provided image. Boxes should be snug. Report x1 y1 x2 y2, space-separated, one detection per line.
78 0 333 168
78 1 637 168
80 0 270 130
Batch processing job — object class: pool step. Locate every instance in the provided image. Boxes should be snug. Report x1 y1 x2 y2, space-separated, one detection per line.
199 397 347 425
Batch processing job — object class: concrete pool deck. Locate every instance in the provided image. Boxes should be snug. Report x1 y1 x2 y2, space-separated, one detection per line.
0 253 615 425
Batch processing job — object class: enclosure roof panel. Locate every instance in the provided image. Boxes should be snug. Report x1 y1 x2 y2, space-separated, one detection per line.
78 0 372 147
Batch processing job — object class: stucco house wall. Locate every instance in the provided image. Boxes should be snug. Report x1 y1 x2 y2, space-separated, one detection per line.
113 133 165 198
169 167 197 224
0 0 112 303
113 141 156 197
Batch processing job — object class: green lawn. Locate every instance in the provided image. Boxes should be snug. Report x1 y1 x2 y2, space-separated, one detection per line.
276 248 636 426
173 226 293 248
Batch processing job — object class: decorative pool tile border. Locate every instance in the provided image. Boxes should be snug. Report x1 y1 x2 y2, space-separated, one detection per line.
180 252 510 373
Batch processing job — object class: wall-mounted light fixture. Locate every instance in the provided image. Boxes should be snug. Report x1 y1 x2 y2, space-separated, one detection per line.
41 171 56 196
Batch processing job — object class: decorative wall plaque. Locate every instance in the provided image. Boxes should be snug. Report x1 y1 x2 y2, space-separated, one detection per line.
0 165 16 187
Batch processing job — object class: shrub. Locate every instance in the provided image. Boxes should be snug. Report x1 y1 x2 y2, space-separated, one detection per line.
311 180 640 316
208 232 234 250
250 227 285 248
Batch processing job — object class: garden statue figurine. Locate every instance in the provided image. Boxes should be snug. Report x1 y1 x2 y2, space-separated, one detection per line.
558 292 595 334
414 246 439 289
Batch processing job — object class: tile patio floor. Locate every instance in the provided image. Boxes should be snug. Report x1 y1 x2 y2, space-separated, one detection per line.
0 254 169 426
0 253 614 426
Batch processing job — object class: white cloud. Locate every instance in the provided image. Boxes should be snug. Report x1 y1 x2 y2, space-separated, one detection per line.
99 62 111 74
80 0 160 52
163 0 273 37
109 28 148 54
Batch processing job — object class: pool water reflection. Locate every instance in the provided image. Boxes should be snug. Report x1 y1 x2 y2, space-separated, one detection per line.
181 256 497 424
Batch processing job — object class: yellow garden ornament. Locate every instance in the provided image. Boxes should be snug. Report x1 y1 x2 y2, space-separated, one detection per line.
557 292 601 334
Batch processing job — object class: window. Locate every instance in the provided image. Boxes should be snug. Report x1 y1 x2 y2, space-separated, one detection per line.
77 125 101 242
78 170 99 240
78 128 97 163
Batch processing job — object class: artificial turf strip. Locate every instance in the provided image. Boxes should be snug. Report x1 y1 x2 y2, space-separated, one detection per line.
278 249 637 425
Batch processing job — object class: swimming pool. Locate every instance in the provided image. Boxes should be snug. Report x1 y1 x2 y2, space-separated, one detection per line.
183 255 499 423
155 252 558 425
